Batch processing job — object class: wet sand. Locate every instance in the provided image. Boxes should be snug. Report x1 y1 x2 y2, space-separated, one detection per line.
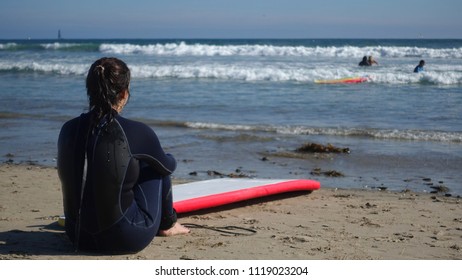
0 163 461 260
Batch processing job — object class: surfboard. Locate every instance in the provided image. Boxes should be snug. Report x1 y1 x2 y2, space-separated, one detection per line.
315 76 369 84
173 178 320 213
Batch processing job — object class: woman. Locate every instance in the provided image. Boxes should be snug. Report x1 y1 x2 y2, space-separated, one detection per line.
58 57 189 254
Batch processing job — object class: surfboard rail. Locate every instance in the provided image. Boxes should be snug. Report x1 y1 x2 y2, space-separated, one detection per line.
173 179 320 213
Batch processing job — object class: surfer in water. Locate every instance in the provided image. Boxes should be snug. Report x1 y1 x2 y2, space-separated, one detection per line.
58 57 189 254
368 56 378 65
359 56 369 66
414 60 425 73
359 56 378 66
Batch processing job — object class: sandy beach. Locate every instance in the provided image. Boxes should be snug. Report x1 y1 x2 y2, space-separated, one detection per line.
0 163 461 260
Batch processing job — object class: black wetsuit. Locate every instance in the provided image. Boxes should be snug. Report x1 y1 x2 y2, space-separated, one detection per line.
359 60 370 66
58 110 177 253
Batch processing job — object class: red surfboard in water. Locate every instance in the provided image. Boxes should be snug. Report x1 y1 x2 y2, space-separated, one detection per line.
315 76 369 84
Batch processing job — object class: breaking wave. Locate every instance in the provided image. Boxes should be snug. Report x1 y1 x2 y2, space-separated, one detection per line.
184 122 462 143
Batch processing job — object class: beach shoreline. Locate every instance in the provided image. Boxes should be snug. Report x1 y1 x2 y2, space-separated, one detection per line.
2 39 462 198
0 163 461 260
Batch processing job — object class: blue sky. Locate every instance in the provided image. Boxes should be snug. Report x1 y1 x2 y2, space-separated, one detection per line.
1 0 461 39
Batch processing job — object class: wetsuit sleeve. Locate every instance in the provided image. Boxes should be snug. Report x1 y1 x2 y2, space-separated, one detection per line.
117 117 176 175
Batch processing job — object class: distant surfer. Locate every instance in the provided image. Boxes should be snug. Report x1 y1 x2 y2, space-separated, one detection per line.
414 60 425 73
359 56 369 66
359 55 378 66
368 56 378 65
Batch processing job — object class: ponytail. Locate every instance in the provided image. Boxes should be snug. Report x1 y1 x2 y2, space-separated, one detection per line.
86 57 130 130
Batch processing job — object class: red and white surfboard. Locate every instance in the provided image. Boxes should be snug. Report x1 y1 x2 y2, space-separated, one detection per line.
173 178 321 213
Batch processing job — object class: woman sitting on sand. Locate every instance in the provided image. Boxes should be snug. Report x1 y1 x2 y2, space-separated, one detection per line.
57 57 189 254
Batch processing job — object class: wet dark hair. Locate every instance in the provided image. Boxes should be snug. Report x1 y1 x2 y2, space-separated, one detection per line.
86 57 130 124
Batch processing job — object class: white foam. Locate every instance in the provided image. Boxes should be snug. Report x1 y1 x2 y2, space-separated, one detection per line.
131 63 462 85
0 61 87 75
0 42 18 50
99 42 462 59
40 43 80 50
184 122 462 143
1 58 461 85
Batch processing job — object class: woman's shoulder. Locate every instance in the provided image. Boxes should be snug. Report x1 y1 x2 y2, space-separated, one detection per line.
116 115 157 136
116 115 149 128
61 113 89 129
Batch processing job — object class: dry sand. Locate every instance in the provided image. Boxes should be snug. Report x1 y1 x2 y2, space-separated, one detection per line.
0 163 461 260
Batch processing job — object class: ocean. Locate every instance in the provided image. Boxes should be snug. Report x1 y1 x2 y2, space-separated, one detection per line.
1 38 461 195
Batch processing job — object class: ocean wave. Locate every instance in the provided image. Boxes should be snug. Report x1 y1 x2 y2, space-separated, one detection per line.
283 126 462 143
2 60 461 85
185 122 462 143
131 64 462 85
100 42 462 59
0 42 18 50
368 72 462 85
0 42 100 52
0 61 88 75
40 42 100 52
2 40 462 59
130 64 313 81
0 57 461 85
